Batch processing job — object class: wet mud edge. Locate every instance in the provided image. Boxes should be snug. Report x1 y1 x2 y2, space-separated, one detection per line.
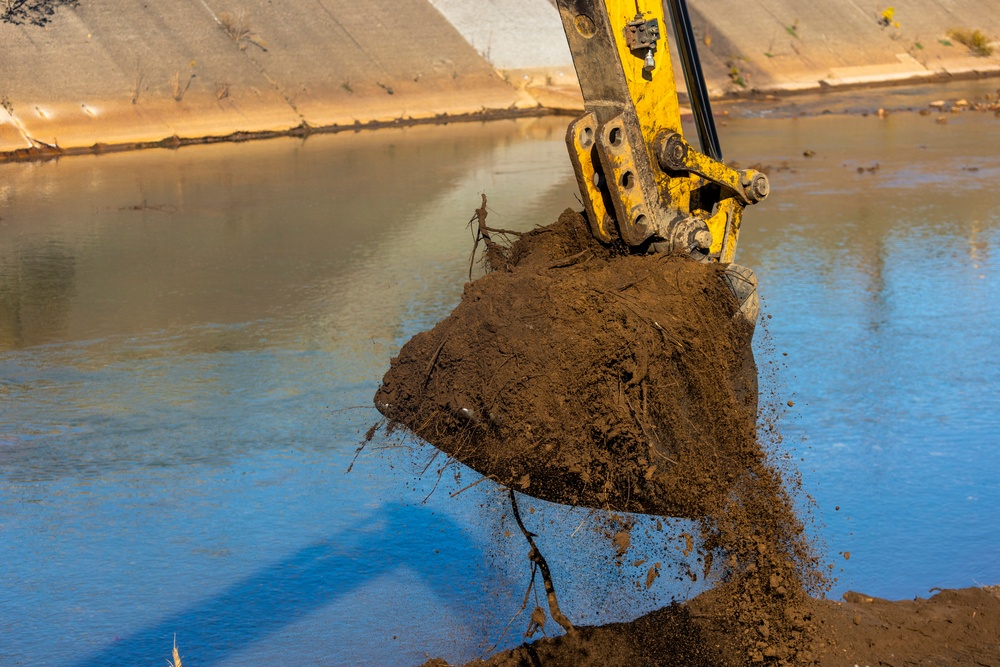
0 107 567 164
427 585 1000 666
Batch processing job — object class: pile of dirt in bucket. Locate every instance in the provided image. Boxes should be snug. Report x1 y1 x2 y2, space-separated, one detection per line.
375 207 759 519
2 0 76 26
375 206 824 663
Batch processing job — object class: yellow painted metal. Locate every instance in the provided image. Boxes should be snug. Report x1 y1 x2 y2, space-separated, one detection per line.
598 117 657 239
606 0 683 136
567 113 614 243
605 0 760 259
604 0 695 227
556 0 765 259
709 199 743 264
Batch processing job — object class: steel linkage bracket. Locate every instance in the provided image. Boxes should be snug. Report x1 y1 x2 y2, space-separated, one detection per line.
555 0 768 261
567 111 713 253
624 16 660 51
656 132 769 207
558 0 703 253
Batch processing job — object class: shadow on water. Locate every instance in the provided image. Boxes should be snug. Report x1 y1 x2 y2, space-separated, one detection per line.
0 241 76 347
69 502 484 667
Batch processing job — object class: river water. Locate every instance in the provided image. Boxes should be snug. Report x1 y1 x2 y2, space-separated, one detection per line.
2 87 998 666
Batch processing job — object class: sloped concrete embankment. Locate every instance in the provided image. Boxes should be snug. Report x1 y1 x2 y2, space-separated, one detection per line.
685 0 1000 95
0 0 536 156
3 0 1000 158
431 0 1000 99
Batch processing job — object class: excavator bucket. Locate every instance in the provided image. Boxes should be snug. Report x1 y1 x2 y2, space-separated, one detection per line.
374 0 767 518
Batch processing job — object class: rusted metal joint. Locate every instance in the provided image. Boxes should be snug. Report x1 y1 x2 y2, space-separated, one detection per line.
623 15 660 51
656 132 688 171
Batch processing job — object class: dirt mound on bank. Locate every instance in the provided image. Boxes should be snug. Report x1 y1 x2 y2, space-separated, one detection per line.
375 208 823 663
427 586 1000 666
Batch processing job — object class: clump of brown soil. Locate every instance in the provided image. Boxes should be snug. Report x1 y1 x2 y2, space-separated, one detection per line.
375 208 823 663
375 208 758 519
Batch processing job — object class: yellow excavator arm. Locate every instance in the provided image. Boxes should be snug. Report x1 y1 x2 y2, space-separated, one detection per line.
554 0 769 266
373 1 770 523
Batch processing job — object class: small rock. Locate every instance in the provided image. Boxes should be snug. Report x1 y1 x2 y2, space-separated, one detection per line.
613 530 631 556
843 591 875 603
644 563 660 589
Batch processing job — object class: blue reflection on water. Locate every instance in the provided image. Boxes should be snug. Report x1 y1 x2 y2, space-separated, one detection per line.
734 112 1000 597
1 111 999 666
0 121 584 666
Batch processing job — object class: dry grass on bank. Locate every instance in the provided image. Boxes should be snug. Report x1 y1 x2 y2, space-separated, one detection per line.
218 10 268 51
947 28 994 56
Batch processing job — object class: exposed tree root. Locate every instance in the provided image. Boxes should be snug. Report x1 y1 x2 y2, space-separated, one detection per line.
508 489 576 636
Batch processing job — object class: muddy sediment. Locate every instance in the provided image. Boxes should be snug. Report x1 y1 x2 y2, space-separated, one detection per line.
425 585 1000 666
376 208 825 664
0 108 561 165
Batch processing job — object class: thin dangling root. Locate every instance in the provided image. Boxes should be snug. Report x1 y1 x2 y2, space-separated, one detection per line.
508 489 576 635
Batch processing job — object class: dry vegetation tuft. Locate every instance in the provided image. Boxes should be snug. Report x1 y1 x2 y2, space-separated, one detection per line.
947 28 994 56
2 0 77 27
168 635 182 667
218 10 268 51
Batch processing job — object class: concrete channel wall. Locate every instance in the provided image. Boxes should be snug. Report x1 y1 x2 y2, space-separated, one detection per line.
686 0 1000 93
2 0 1000 157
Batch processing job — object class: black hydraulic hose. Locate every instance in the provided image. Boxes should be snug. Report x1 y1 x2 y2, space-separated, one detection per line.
664 0 723 161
